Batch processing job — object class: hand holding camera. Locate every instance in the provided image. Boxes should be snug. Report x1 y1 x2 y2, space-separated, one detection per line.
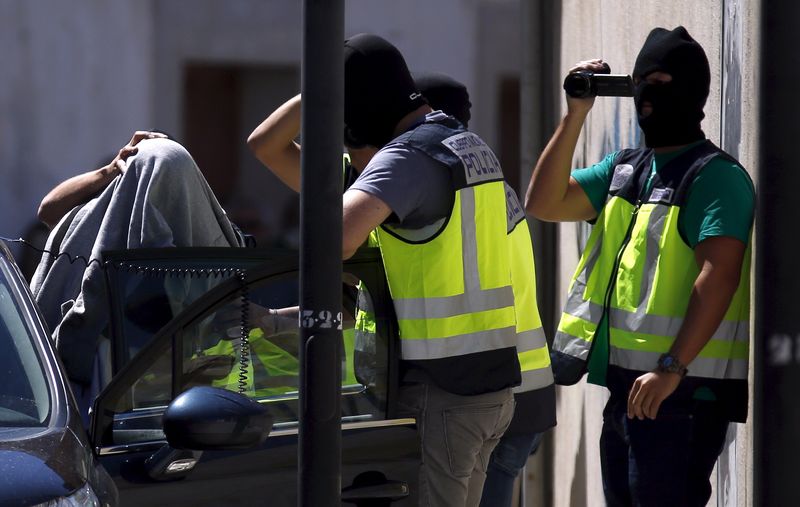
563 60 634 99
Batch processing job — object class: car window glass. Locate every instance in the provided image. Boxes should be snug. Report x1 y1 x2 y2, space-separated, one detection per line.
108 336 172 445
107 265 235 367
179 275 300 403
105 269 389 446
175 273 387 426
0 260 50 427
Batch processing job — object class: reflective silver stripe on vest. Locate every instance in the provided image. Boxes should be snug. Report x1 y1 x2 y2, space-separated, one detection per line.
562 204 748 344
393 186 514 322
560 229 605 319
575 223 605 287
460 187 481 293
562 296 606 325
554 212 610 362
564 299 748 344
637 204 668 308
609 347 748 380
517 327 547 353
394 286 514 320
513 367 555 394
553 329 592 360
400 325 518 360
615 204 748 343
608 307 749 343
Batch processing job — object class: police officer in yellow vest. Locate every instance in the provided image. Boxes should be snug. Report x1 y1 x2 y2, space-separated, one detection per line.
411 74 556 507
248 41 555 505
525 27 754 506
341 34 521 507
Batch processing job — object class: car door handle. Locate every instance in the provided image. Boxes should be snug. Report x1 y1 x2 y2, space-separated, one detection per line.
144 445 203 481
341 480 409 502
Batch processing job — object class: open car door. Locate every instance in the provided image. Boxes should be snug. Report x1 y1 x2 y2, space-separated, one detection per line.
89 247 419 506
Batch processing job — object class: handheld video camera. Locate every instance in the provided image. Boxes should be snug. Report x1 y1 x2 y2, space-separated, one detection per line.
563 63 634 99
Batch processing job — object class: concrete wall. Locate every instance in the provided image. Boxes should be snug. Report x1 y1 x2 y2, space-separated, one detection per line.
0 0 521 256
147 0 520 243
147 0 515 161
545 1 759 506
0 0 155 257
1 2 761 504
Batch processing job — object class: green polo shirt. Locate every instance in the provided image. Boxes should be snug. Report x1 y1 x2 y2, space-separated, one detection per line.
572 141 755 388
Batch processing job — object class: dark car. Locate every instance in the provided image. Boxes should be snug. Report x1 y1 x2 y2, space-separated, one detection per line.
0 241 117 506
2 242 419 506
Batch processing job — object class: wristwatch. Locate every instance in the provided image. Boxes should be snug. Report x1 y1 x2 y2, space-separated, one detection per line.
656 353 688 377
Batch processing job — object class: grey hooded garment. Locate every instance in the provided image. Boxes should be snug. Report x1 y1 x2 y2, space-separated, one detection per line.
30 138 242 387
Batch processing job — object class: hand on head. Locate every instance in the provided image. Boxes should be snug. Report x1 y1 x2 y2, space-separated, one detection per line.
109 131 168 174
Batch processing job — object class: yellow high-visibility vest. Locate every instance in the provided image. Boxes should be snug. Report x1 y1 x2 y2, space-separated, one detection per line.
553 143 751 388
504 182 554 394
375 118 520 394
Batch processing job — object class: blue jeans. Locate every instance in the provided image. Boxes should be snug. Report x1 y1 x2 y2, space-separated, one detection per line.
600 392 729 507
478 430 543 507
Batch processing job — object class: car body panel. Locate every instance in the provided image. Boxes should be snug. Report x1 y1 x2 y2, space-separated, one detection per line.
0 241 118 506
91 246 420 506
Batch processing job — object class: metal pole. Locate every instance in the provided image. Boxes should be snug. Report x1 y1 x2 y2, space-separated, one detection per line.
756 0 800 504
299 1 344 505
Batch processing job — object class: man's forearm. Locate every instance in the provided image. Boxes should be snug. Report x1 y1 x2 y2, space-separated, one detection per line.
524 110 593 221
246 94 302 193
38 165 120 228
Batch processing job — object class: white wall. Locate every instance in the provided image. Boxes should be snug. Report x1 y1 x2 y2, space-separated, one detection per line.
0 0 521 251
0 0 154 250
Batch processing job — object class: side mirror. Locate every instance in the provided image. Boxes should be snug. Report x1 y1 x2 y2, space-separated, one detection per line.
163 386 272 450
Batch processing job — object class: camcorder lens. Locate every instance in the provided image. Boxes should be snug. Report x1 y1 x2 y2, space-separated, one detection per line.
563 73 593 98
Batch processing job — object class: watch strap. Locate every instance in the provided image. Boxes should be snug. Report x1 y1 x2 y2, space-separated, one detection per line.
657 353 688 377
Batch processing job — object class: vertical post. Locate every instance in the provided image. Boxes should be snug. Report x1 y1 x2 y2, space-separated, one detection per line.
520 1 560 505
520 0 560 345
299 1 344 505
756 0 800 505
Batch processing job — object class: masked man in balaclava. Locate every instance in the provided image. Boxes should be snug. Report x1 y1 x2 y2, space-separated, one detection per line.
524 26 754 506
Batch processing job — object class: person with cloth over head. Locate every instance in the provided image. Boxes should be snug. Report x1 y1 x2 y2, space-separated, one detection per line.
30 132 245 417
525 26 754 506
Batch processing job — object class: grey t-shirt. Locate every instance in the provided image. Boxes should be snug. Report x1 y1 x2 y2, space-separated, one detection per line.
348 137 454 229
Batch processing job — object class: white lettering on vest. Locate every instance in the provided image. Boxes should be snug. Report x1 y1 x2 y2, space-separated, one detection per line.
505 182 525 229
442 132 504 184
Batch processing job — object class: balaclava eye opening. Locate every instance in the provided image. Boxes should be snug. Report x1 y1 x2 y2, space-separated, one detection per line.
344 34 428 149
632 26 710 148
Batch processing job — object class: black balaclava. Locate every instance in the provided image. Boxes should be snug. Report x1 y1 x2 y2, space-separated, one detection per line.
632 26 710 148
413 72 472 128
344 34 427 149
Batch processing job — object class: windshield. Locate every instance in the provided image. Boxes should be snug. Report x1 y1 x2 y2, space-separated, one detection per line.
0 259 51 427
